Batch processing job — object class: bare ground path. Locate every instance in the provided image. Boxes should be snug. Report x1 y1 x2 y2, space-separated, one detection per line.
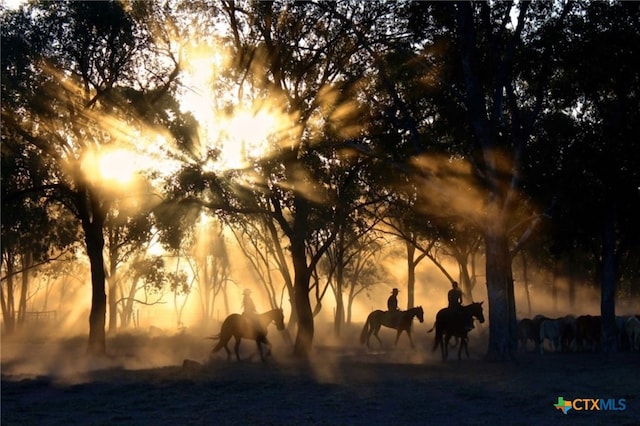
2 332 639 425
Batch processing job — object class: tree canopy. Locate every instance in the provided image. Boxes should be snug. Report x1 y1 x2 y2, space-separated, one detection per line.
2 0 639 359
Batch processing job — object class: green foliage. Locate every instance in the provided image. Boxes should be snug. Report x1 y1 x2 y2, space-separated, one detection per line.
130 256 165 294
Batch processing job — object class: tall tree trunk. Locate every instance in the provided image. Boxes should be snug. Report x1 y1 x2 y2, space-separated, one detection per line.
551 258 560 311
2 260 16 335
121 276 139 328
292 237 313 356
201 256 212 321
600 204 617 353
287 193 315 356
18 251 32 326
85 219 107 355
457 253 474 303
454 2 527 361
334 245 345 337
108 263 118 334
567 252 576 310
346 285 355 325
266 218 296 329
406 240 416 309
484 223 518 361
521 252 532 315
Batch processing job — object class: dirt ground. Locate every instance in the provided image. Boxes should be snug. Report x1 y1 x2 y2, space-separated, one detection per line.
2 324 639 426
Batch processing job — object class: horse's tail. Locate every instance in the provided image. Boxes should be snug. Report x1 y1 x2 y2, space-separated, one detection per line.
360 315 371 345
427 322 436 333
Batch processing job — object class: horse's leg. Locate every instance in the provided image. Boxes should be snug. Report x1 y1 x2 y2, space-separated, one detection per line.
234 336 242 361
394 329 403 347
362 324 370 349
210 340 223 355
464 337 470 358
263 336 272 357
212 335 232 361
255 338 264 362
257 334 271 361
210 338 227 362
457 336 468 360
221 338 232 361
406 329 415 349
443 334 451 361
432 328 441 353
373 325 383 347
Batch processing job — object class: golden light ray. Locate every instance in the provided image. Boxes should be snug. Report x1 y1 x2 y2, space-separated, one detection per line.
215 107 287 169
96 149 140 185
35 62 181 192
410 153 486 223
174 37 301 172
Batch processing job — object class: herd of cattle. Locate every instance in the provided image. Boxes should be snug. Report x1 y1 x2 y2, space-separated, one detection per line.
518 314 640 354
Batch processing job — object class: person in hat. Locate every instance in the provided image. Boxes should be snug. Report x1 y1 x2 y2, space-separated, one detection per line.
242 288 257 315
447 281 473 331
242 288 264 336
387 288 400 312
448 281 462 309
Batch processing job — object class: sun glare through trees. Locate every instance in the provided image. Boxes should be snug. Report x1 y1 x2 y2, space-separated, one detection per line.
175 39 299 173
2 0 639 375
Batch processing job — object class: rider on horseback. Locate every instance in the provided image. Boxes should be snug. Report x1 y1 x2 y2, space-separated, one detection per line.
448 281 462 309
448 281 473 331
242 289 265 336
386 288 402 326
388 288 400 312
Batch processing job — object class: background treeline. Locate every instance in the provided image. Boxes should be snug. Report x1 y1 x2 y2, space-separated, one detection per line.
2 1 639 360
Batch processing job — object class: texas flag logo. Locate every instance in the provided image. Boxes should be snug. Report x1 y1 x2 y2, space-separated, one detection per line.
554 397 573 414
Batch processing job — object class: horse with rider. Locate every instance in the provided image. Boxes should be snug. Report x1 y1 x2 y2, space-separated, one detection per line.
208 288 286 361
360 287 424 348
428 281 485 360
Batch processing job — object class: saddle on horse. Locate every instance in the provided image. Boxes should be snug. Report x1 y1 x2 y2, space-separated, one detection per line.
385 310 403 327
444 306 474 331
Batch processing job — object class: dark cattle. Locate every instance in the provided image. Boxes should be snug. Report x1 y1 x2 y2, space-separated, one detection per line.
539 319 564 354
560 315 577 352
615 316 631 352
576 315 601 353
518 319 540 352
524 315 549 352
626 316 640 352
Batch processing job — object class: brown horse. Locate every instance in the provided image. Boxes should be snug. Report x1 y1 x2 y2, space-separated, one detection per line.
360 306 424 348
209 308 285 361
428 302 485 361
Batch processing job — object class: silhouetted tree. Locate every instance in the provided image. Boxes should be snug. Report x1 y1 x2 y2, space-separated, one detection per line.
395 1 575 360
1 138 77 333
1 1 181 353
165 1 382 356
540 2 640 351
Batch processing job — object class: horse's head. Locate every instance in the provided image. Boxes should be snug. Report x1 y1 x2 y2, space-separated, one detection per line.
472 301 485 324
414 306 424 323
273 308 286 330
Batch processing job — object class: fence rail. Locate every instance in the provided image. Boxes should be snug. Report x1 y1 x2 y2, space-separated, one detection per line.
24 310 57 323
